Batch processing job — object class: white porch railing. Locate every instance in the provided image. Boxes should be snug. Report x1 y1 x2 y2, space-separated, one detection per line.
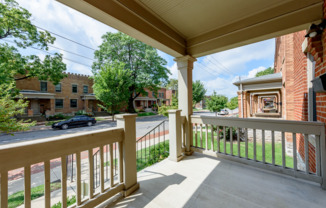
0 114 139 208
190 115 326 189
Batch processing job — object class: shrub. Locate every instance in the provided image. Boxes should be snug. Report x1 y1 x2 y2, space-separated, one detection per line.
75 110 93 117
51 195 76 208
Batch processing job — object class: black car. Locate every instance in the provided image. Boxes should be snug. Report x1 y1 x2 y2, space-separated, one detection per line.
52 115 96 130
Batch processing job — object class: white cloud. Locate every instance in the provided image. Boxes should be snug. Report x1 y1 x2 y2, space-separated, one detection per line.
203 77 238 98
247 66 266 78
168 63 178 79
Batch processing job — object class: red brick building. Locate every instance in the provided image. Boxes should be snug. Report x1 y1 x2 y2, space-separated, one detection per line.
235 24 326 173
134 88 176 110
16 72 174 116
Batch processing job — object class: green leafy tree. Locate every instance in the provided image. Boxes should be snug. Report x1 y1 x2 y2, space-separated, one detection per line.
166 78 178 90
206 92 228 116
0 0 66 86
255 67 274 77
92 32 170 113
227 96 238 110
93 62 132 121
0 0 66 133
192 80 207 107
158 92 178 117
0 83 36 134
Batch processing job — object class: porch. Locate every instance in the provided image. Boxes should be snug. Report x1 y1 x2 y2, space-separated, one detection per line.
111 152 326 208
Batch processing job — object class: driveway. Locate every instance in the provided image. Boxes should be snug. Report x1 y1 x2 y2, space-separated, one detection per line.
0 115 168 145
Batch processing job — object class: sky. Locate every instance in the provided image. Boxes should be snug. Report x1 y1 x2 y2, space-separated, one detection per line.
8 0 275 98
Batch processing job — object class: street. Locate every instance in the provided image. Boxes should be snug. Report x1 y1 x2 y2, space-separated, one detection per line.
0 115 168 145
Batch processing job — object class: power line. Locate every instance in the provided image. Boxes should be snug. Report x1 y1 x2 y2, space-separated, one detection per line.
5 14 97 51
48 44 95 61
207 56 235 75
1 39 93 68
204 57 231 76
195 61 221 76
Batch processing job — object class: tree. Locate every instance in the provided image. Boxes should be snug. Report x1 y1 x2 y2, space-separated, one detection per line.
92 32 170 113
255 67 274 77
192 80 207 107
227 96 238 110
206 92 228 116
0 0 66 86
0 0 66 133
158 92 178 117
0 83 36 134
93 62 132 121
166 78 178 90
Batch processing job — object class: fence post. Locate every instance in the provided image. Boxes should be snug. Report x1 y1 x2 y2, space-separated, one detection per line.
168 109 184 162
321 125 326 190
116 114 139 196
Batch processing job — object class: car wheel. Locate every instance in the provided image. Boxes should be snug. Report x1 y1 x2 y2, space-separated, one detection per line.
87 121 92 127
61 124 69 130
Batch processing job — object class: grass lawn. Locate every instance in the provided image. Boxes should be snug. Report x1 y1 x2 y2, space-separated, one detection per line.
8 182 61 208
137 112 156 117
193 130 294 168
136 141 169 171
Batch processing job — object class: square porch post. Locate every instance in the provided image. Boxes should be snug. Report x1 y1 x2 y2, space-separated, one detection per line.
116 114 139 196
174 55 197 155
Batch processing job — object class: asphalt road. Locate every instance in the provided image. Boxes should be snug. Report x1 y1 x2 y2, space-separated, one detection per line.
0 115 168 146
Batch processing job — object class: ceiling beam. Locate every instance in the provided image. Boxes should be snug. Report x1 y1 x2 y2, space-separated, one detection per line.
187 1 323 57
57 0 186 57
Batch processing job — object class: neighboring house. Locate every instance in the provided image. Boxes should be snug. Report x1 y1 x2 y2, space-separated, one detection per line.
16 72 101 116
233 73 283 118
234 30 324 173
134 88 176 110
16 72 174 116
194 96 210 109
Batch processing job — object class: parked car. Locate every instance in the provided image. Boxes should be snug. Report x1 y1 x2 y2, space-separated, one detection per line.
52 115 96 130
218 109 229 115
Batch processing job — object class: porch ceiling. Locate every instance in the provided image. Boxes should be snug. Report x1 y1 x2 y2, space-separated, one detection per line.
57 0 323 57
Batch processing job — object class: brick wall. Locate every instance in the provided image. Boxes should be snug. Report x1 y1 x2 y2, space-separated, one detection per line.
16 72 94 114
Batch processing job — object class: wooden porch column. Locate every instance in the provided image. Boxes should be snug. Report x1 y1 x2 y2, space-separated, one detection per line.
116 114 139 196
174 55 197 155
168 109 183 162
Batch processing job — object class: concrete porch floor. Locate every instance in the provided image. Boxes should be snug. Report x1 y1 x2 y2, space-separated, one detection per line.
109 152 326 208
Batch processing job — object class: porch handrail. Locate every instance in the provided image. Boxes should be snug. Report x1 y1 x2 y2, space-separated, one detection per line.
190 115 326 189
0 114 139 208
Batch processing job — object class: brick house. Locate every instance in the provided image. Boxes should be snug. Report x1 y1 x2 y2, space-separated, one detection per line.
16 72 101 116
234 28 326 173
134 88 176 110
16 72 174 116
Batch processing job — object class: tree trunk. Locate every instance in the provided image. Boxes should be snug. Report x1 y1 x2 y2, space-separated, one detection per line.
215 112 217 116
127 96 136 113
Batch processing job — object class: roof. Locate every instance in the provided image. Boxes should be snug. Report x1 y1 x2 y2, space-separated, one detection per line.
233 72 282 86
58 0 322 57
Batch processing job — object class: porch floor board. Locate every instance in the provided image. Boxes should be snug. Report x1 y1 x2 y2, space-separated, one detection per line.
110 152 326 208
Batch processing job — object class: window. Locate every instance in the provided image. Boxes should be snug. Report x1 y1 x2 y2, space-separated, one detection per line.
40 81 47 92
83 85 88 94
70 99 77 108
152 92 156 97
72 84 78 93
55 83 61 92
55 99 63 109
161 92 164 98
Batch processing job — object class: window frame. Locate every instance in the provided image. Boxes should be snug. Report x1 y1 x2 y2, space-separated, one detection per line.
40 81 48 92
83 85 88 94
55 99 64 109
72 84 78 93
55 83 62 92
70 99 78 108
